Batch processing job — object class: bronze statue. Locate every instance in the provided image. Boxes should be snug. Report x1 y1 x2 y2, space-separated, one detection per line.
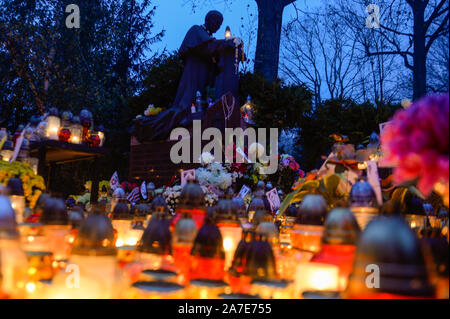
132 10 242 142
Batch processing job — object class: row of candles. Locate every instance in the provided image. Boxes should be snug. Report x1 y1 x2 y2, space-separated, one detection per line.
43 109 105 146
0 178 448 299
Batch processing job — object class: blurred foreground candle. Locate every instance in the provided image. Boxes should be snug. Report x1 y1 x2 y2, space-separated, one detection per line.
311 208 361 291
188 279 229 299
172 211 197 284
344 216 435 299
135 211 174 272
190 218 225 281
111 202 143 247
227 230 252 294
39 198 72 263
0 196 28 298
243 234 277 282
294 262 340 297
349 180 379 230
7 178 26 225
47 214 124 298
26 251 54 282
172 182 207 230
215 198 242 270
126 281 186 299
46 108 61 140
291 195 328 254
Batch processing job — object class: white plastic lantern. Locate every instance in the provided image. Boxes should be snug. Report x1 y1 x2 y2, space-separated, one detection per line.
46 115 61 140
294 262 340 298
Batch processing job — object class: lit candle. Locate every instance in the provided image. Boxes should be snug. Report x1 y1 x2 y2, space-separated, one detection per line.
46 115 61 140
225 26 232 40
294 262 340 297
218 225 242 270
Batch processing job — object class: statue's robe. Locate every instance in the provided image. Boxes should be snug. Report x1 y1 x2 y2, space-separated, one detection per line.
132 25 235 142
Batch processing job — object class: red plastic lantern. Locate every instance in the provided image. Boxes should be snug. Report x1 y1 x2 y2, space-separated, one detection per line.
58 128 71 142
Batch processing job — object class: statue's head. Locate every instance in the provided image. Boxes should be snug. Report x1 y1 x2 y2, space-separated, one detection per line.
205 10 223 34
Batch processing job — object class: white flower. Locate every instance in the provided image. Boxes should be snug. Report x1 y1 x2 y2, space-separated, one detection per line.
199 152 215 165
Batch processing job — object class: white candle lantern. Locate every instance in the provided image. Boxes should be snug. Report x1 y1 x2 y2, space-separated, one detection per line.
46 115 61 140
7 178 26 225
46 214 124 298
69 120 83 144
1 139 14 162
294 262 340 298
0 196 29 298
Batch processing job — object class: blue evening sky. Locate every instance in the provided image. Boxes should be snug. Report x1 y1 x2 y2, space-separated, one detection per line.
151 0 314 55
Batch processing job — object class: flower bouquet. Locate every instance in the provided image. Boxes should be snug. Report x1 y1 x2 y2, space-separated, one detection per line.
0 161 46 208
162 184 218 214
196 152 240 192
381 93 449 206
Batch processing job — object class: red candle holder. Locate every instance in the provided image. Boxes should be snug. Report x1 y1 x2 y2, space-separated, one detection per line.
58 128 71 142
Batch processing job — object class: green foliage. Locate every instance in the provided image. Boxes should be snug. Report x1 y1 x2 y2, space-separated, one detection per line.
239 72 313 129
128 51 184 117
298 99 401 170
0 0 163 196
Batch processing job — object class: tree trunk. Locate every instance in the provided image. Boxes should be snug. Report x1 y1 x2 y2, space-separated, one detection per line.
412 3 427 100
254 0 290 82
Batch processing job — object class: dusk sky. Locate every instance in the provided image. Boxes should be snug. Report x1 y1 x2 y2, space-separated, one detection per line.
151 0 312 55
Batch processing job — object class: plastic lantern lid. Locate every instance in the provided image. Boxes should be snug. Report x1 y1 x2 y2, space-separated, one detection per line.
0 196 19 239
296 194 328 226
111 201 131 220
191 218 225 259
349 181 377 208
229 231 252 275
252 210 272 227
231 196 246 218
285 204 299 217
135 203 150 218
138 214 172 255
322 208 361 245
39 198 69 225
72 214 115 256
215 199 240 224
180 181 205 209
256 222 279 243
150 195 167 211
248 197 265 213
6 178 24 196
173 212 198 245
346 216 435 298
243 235 277 280
48 107 59 116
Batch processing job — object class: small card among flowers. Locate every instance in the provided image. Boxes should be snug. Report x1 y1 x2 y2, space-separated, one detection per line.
266 188 281 212
181 169 196 187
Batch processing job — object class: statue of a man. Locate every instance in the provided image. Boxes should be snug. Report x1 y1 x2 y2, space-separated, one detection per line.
133 10 236 142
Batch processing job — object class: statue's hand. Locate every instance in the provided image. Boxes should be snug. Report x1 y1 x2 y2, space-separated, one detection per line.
233 37 243 47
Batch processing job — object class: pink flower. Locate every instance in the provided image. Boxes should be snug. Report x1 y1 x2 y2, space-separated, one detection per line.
381 93 449 196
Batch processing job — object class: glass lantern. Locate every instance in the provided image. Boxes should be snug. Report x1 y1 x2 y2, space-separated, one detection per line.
0 196 29 299
46 114 61 140
69 117 83 144
7 178 26 225
1 139 14 162
45 214 124 299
